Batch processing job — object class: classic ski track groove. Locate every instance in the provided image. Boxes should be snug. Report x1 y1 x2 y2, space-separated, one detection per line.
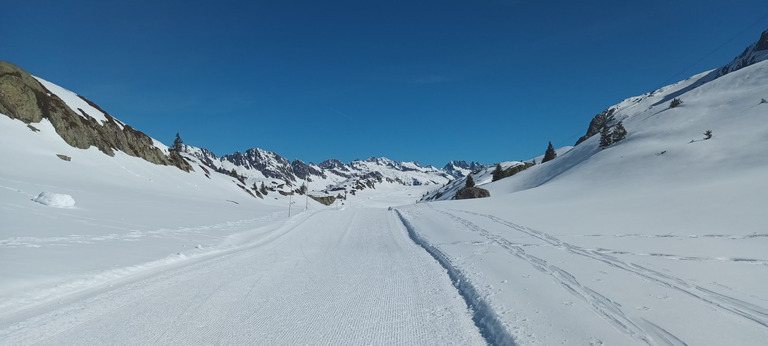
394 209 517 346
0 208 486 345
435 205 768 334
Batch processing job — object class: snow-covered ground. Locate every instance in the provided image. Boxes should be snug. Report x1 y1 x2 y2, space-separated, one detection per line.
0 111 481 344
2 208 487 345
393 60 768 345
2 37 768 345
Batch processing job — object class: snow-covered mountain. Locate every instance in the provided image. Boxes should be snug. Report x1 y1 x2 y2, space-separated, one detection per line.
2 29 767 346
182 144 453 198
442 161 487 179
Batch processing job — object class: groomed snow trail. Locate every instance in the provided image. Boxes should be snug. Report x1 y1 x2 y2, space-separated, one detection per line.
396 204 768 345
0 208 485 345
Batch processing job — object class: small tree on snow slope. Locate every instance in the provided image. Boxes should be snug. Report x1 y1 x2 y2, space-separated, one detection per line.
542 142 557 163
465 174 475 188
492 164 502 182
599 126 613 148
612 122 627 143
172 133 184 151
669 98 683 108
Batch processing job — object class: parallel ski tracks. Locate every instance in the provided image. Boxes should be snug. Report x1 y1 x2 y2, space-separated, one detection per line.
430 205 768 344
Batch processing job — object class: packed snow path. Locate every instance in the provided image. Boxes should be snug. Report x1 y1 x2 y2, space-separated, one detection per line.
396 204 768 345
0 208 485 345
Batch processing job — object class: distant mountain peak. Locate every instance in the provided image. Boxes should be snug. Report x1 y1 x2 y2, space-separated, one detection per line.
717 28 768 77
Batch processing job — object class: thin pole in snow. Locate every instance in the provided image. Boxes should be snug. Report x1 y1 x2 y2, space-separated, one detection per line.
288 192 292 217
305 178 309 210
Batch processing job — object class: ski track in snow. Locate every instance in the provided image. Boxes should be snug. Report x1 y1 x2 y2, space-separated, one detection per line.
431 205 768 343
0 217 272 248
0 208 485 345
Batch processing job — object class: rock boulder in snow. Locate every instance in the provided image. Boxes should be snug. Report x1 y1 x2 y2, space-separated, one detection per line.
454 186 490 200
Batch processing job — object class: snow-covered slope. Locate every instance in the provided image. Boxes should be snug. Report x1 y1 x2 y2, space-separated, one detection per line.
395 30 768 345
423 146 571 201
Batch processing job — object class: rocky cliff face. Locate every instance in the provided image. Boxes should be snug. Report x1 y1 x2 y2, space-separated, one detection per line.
574 107 616 146
222 148 295 181
0 62 192 172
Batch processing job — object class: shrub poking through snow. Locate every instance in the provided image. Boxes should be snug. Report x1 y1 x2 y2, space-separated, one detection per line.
670 98 683 108
704 130 713 140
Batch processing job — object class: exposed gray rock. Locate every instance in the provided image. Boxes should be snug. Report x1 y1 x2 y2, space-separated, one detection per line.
223 148 293 181
309 195 336 206
291 159 325 180
455 186 490 200
575 107 616 146
0 61 192 172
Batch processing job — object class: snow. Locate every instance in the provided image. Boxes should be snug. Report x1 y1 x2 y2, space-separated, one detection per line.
393 59 768 345
31 192 75 208
33 77 117 127
0 107 482 344
2 208 486 345
2 38 768 345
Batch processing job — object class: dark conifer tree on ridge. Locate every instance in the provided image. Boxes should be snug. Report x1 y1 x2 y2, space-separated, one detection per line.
542 142 557 163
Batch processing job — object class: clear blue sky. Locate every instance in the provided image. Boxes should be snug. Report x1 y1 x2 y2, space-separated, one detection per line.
4 0 768 167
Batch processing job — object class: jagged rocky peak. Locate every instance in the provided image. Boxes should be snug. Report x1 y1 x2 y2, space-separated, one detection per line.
0 61 192 172
222 148 294 181
718 29 768 77
319 158 349 171
443 160 487 178
444 160 484 171
363 156 400 168
291 159 325 180
183 145 219 167
757 30 768 50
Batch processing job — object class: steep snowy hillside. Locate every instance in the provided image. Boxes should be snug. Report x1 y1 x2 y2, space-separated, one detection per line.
395 31 768 345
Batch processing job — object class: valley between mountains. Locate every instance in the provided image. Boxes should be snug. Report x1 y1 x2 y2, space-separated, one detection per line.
2 30 768 346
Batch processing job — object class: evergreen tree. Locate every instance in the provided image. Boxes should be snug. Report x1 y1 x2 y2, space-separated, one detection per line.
599 126 613 148
465 174 475 188
612 121 627 143
669 98 683 108
492 164 502 182
172 133 183 151
542 142 557 163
